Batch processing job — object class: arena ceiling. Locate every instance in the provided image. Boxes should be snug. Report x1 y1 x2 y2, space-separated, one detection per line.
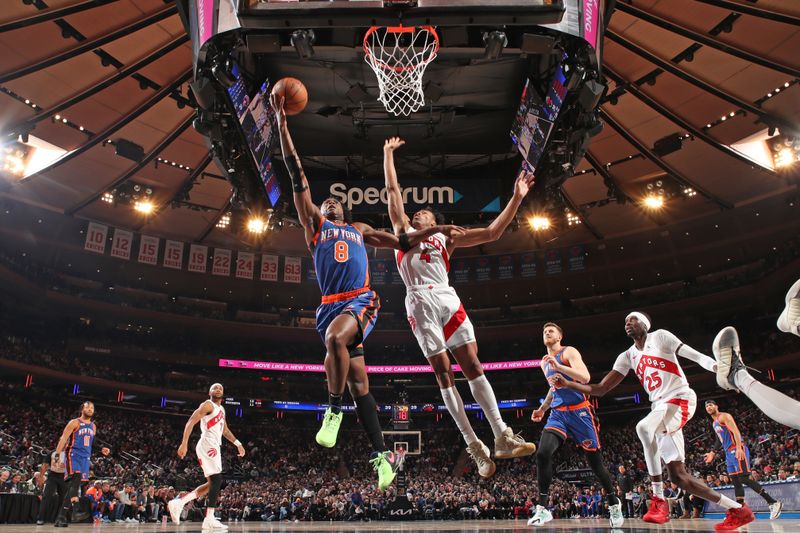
0 0 799 257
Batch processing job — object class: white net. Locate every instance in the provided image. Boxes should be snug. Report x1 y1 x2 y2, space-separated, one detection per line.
363 26 439 117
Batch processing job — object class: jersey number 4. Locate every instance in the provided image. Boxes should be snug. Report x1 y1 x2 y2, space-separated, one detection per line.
334 241 349 263
419 252 432 263
645 372 662 392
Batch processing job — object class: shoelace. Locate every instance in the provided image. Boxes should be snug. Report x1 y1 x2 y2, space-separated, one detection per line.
323 411 337 426
506 431 526 445
467 447 489 466
369 454 385 472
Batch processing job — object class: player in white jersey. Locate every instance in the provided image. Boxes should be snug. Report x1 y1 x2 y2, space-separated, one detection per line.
383 137 536 477
168 383 245 531
553 312 754 531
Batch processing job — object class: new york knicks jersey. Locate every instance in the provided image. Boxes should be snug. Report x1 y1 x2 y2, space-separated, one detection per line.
542 348 587 408
200 402 225 448
67 419 95 459
395 229 450 287
713 416 736 450
312 219 370 297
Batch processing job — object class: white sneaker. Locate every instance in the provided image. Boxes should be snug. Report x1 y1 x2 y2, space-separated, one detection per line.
769 501 783 520
712 326 745 391
202 516 228 530
167 499 183 525
777 278 800 337
466 440 496 478
527 505 553 526
608 503 624 527
494 427 537 459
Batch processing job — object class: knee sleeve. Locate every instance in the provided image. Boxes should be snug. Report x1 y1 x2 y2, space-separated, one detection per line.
207 474 222 508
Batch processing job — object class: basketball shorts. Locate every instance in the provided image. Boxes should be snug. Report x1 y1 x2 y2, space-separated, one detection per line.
196 440 222 477
405 285 475 358
66 452 91 481
544 401 601 451
724 445 751 475
316 289 380 357
647 391 697 464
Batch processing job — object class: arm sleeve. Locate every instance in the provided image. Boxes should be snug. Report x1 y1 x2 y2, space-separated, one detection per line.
612 352 631 375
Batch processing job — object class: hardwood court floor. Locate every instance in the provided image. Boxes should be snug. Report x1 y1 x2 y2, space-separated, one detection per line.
4 519 799 533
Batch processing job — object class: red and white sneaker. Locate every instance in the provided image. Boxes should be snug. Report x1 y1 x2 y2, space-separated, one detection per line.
642 495 670 524
715 503 755 532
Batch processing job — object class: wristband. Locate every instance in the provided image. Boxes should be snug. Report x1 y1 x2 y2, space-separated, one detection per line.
234 440 242 447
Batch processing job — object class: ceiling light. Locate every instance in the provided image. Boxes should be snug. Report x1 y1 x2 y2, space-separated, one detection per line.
101 192 115 204
217 212 231 229
247 217 267 234
134 200 154 214
643 194 665 210
528 215 551 231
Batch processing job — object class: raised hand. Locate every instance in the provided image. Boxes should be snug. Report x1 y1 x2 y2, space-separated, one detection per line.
514 170 535 198
384 136 405 152
269 92 286 125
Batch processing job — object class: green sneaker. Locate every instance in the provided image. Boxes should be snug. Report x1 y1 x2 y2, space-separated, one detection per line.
370 451 402 491
315 408 343 448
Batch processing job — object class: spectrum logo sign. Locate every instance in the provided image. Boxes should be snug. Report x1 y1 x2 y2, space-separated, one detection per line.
328 182 462 210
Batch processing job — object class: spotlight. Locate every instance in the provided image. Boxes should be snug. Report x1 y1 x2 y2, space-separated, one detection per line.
683 187 697 197
1 145 27 178
247 217 267 234
101 192 115 204
482 31 508 60
643 194 665 210
565 209 582 226
291 29 316 59
528 215 551 231
217 212 231 229
134 200 154 214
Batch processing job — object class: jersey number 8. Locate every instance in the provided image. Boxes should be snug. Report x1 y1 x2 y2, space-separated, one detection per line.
334 241 349 263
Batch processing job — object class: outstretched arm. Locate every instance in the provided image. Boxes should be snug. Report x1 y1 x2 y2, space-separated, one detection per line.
383 137 410 234
355 223 465 250
676 344 717 373
449 170 534 249
270 92 322 245
177 400 213 459
551 369 626 397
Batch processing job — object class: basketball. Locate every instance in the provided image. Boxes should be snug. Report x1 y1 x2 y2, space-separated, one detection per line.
271 77 308 116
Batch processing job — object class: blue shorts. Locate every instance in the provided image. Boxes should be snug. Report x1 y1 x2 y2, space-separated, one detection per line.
725 446 751 474
316 290 380 357
67 452 91 481
544 403 601 451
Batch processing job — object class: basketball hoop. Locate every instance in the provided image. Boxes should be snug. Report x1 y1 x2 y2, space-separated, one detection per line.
363 25 439 117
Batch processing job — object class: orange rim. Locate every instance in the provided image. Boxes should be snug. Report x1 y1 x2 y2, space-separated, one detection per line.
363 25 439 73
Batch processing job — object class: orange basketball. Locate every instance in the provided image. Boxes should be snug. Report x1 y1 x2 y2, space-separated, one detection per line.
271 77 308 116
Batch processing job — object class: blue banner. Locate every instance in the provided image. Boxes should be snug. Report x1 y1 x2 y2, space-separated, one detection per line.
545 249 562 275
497 255 515 280
451 258 471 284
521 252 537 278
305 259 317 283
371 259 389 285
567 245 586 272
475 256 492 282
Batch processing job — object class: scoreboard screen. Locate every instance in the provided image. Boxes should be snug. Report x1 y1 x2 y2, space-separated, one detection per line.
392 404 410 424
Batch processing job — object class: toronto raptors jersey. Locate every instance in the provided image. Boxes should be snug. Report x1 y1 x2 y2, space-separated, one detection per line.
199 402 225 447
395 228 450 287
612 329 691 404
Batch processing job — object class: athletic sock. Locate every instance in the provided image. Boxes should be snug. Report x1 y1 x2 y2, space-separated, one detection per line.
717 494 742 510
734 370 800 430
440 386 479 446
206 508 216 518
651 481 664 498
468 374 507 439
179 490 197 505
329 392 343 415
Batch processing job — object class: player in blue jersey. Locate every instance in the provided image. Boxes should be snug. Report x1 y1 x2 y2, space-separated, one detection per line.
271 92 463 491
53 402 110 527
528 322 623 528
703 400 782 520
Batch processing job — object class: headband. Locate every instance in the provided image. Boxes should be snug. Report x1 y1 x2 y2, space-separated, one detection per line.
625 312 651 331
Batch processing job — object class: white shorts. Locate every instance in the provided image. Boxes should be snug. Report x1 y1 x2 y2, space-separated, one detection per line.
196 440 222 477
652 391 697 464
405 286 475 358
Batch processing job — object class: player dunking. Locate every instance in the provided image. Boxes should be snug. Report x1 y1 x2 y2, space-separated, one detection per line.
168 383 245 531
53 401 110 527
703 400 783 520
528 322 623 527
383 137 536 478
553 312 755 532
271 96 464 490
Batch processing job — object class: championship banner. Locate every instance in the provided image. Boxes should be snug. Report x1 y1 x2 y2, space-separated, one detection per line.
568 244 586 271
475 256 492 282
497 255 515 280
236 251 254 279
212 248 231 276
163 240 184 270
260 254 278 282
305 258 317 283
521 252 537 278
83 222 108 254
371 260 389 285
137 235 159 265
284 256 301 284
545 249 562 275
451 258 471 284
187 244 208 273
109 228 132 260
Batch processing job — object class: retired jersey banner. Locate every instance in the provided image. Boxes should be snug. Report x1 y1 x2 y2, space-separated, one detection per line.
544 249 562 275
212 248 231 276
521 252 537 278
84 222 108 254
137 235 159 265
236 251 255 279
497 255 515 280
284 256 301 284
451 258 471 284
475 256 492 282
163 240 184 270
187 244 208 273
110 228 133 260
567 245 586 271
371 260 389 285
390 261 403 285
260 254 279 282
